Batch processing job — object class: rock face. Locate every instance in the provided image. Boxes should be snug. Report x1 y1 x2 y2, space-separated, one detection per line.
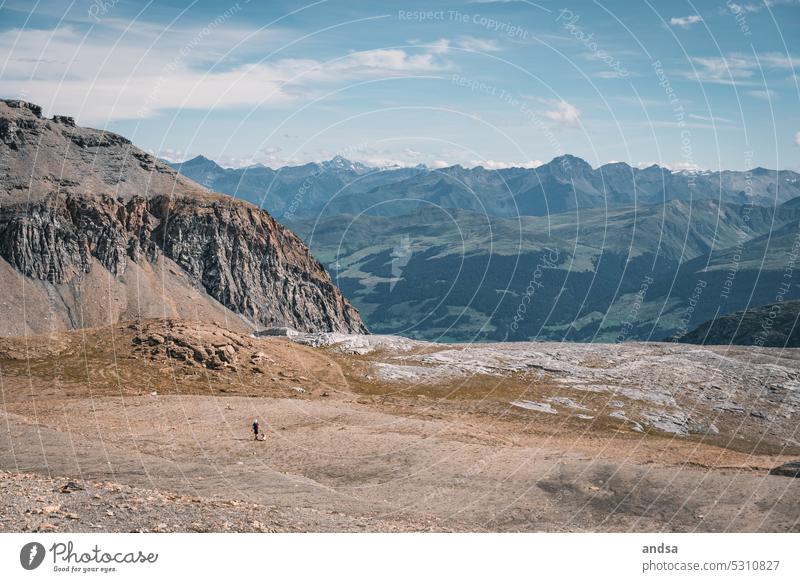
0 100 366 335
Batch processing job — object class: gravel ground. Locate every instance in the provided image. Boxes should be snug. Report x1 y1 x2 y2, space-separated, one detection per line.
2 321 799 532
0 471 437 533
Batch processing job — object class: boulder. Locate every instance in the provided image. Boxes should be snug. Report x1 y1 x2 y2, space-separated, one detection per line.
254 327 299 338
769 460 800 478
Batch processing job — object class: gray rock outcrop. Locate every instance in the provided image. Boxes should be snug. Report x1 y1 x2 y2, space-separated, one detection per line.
769 460 800 478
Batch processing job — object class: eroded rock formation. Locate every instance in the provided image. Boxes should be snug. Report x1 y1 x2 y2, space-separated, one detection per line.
0 100 366 335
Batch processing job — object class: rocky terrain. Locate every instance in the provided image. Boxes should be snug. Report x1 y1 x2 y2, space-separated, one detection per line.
0 471 426 533
1 320 798 532
295 331 800 449
0 99 366 336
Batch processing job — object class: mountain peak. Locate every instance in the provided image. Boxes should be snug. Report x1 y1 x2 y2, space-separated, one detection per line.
181 154 222 169
321 156 372 174
546 154 594 175
549 154 592 170
600 161 632 170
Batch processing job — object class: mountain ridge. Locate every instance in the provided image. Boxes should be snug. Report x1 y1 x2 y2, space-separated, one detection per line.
679 299 800 347
0 99 366 337
165 145 800 343
169 153 800 220
173 152 793 176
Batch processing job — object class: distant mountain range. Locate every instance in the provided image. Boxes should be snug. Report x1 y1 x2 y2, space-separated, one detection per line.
168 155 427 219
168 154 800 219
170 154 800 344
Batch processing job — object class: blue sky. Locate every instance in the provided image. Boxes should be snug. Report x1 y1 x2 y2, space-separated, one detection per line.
1 0 798 170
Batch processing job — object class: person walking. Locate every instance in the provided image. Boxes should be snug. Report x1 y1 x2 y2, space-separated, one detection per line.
252 419 260 440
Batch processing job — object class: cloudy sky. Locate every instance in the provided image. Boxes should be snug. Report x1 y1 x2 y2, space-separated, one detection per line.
1 0 798 170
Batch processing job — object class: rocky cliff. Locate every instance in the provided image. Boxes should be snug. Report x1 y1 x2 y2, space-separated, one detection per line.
0 99 366 336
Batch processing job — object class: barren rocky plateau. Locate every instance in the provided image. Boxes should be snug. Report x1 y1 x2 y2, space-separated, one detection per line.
1 319 798 532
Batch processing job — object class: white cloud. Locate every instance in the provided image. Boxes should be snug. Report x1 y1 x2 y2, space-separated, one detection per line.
670 161 703 171
542 100 582 126
0 26 451 124
747 89 778 100
688 113 735 123
635 161 710 172
153 148 188 163
687 52 797 85
456 36 502 52
670 15 703 28
215 155 260 169
337 48 448 74
794 131 800 146
593 71 629 79
726 2 761 13
254 146 293 166
424 38 451 54
469 159 543 169
728 0 800 12
754 53 797 69
306 146 440 170
344 155 406 168
689 55 757 84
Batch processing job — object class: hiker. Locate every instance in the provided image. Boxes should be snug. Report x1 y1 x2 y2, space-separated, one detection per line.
252 419 260 440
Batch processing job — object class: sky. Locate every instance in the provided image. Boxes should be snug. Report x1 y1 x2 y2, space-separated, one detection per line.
0 0 798 171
